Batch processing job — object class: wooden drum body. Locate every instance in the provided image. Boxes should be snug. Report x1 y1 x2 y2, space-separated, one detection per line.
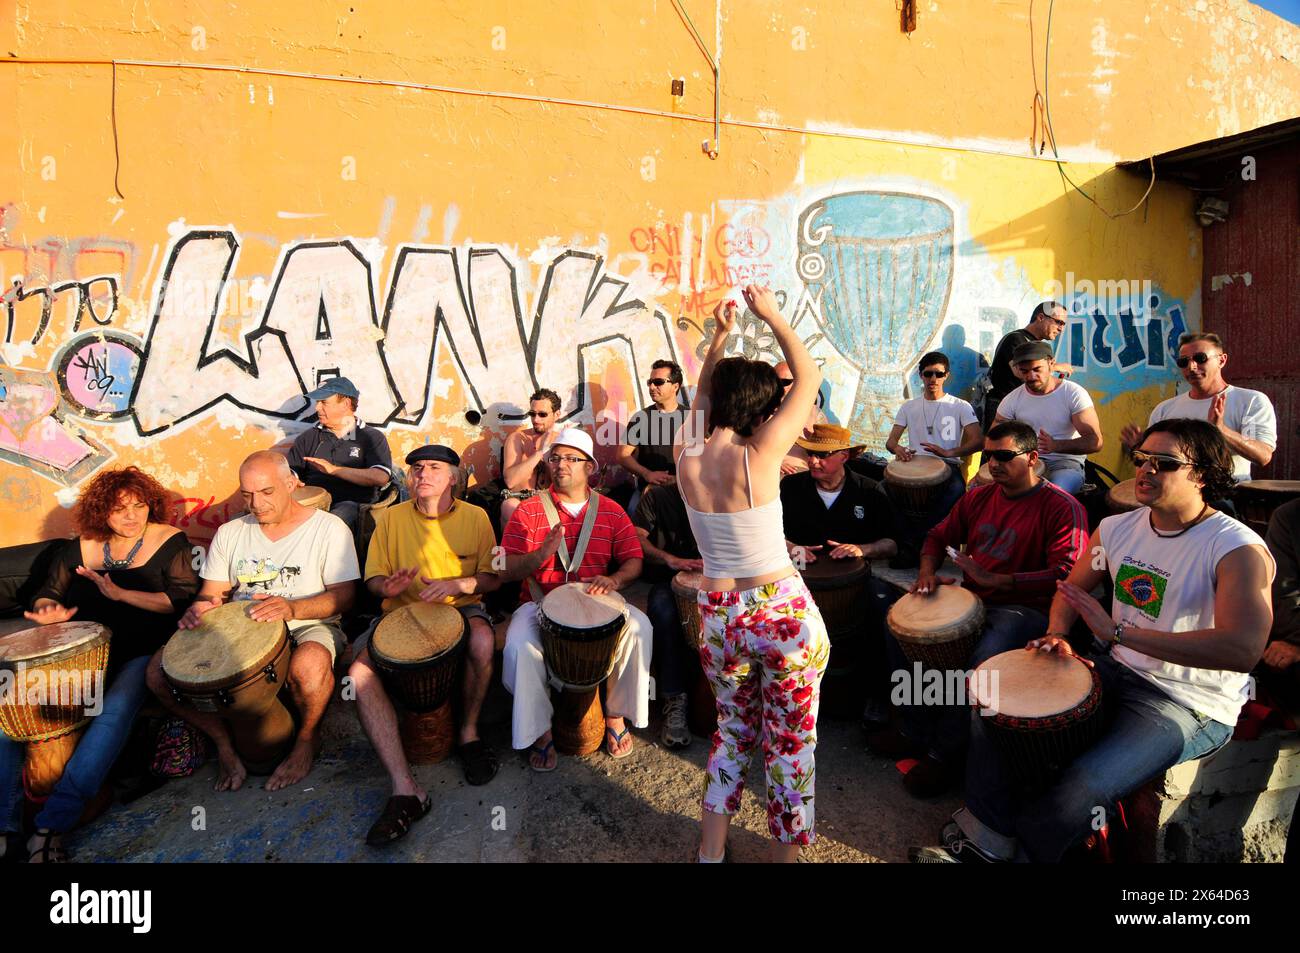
370 603 466 765
162 603 293 774
670 571 715 738
885 457 951 515
0 622 112 808
802 557 871 720
970 648 1103 789
887 585 985 670
538 583 629 756
1105 479 1141 514
292 485 333 511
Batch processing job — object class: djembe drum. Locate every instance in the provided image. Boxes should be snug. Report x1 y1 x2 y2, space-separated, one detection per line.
162 602 294 774
1235 480 1300 538
1105 479 1142 514
537 583 629 756
796 192 954 445
802 556 871 720
0 622 111 803
671 571 715 738
970 458 1047 487
369 603 465 765
969 648 1103 789
292 486 333 511
884 457 951 516
887 585 985 670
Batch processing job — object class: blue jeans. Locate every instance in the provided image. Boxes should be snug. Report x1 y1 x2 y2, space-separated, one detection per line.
646 581 689 697
957 651 1234 862
330 500 361 534
0 655 150 834
891 604 1047 763
896 465 966 556
1043 460 1085 495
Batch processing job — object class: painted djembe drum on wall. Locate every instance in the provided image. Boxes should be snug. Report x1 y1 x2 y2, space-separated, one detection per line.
796 192 954 446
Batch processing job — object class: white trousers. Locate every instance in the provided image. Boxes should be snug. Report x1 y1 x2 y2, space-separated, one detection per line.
502 601 652 750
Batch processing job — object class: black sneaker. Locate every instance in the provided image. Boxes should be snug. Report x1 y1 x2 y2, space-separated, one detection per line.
909 823 1003 863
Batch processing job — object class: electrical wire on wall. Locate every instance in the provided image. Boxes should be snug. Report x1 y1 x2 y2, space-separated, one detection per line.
1039 0 1157 219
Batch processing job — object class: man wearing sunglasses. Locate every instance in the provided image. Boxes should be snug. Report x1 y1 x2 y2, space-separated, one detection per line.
915 419 1274 863
500 429 650 771
886 351 985 562
992 340 1101 494
615 359 689 513
773 359 829 476
1120 332 1275 483
869 421 1089 797
501 388 563 530
982 302 1074 431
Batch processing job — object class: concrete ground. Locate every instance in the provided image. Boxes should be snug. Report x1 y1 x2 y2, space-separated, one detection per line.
65 564 962 863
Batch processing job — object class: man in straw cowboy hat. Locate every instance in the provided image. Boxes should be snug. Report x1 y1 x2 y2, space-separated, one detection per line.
780 422 901 732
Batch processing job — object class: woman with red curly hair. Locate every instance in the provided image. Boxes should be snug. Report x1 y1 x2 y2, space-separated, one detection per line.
0 466 197 863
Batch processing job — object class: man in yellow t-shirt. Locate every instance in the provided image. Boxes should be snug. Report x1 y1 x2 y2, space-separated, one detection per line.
348 444 500 846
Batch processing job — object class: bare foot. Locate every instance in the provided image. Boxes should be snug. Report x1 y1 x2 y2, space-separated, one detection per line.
266 737 318 791
215 746 247 792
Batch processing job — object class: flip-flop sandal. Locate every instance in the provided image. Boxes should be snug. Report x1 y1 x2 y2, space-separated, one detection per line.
456 740 500 786
527 739 557 773
365 794 432 846
605 725 634 759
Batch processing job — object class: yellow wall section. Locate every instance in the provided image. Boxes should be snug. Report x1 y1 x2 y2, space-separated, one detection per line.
1 1 1297 546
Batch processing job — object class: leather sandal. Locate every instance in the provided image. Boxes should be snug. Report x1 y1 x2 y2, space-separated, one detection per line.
365 794 432 846
27 829 68 864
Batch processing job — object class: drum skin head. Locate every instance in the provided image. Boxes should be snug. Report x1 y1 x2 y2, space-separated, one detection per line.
0 621 107 663
1107 478 1140 510
671 571 703 596
888 586 981 643
373 603 464 664
802 556 869 587
972 648 1093 717
162 602 286 686
292 486 331 510
542 582 626 628
885 457 949 485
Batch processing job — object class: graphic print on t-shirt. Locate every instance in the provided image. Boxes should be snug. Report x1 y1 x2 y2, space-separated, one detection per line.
234 556 302 594
971 523 1016 562
1115 559 1169 619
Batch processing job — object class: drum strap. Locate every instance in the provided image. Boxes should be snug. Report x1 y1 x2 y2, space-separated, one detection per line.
526 491 601 603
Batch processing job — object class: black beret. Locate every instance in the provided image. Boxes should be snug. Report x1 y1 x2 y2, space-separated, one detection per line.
404 444 461 467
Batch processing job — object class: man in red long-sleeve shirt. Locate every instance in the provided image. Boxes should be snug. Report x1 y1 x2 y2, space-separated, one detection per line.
869 420 1089 797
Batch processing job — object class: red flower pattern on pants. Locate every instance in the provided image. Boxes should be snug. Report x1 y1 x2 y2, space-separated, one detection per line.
697 575 829 845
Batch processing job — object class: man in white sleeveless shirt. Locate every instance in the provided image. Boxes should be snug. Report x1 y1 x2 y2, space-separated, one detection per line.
914 418 1274 862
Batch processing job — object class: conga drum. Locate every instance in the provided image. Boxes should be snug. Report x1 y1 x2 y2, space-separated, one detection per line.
887 585 985 670
293 485 333 511
162 602 294 774
969 648 1103 789
369 603 465 765
0 622 111 802
885 457 951 515
1105 479 1142 514
970 458 1047 487
1235 480 1300 537
537 583 629 756
802 557 870 720
670 571 715 738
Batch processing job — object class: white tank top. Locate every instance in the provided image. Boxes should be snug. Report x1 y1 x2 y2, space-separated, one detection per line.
677 445 793 580
1098 508 1275 725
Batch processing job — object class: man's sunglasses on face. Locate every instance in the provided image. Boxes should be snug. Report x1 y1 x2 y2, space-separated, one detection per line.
647 378 675 387
550 454 588 466
528 411 551 418
921 370 946 379
779 378 794 388
987 449 1029 463
1175 352 1216 369
1131 450 1194 473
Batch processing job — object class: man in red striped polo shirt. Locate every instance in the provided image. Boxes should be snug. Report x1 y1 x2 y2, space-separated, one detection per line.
501 428 649 772
870 420 1089 797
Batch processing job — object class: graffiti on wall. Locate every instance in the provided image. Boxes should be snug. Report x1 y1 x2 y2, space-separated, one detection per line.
0 188 1195 504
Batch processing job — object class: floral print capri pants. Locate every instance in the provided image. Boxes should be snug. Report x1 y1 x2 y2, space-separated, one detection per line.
698 575 830 845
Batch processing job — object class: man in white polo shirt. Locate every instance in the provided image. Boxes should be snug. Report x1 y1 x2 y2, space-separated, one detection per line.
1121 331 1276 483
993 340 1102 494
